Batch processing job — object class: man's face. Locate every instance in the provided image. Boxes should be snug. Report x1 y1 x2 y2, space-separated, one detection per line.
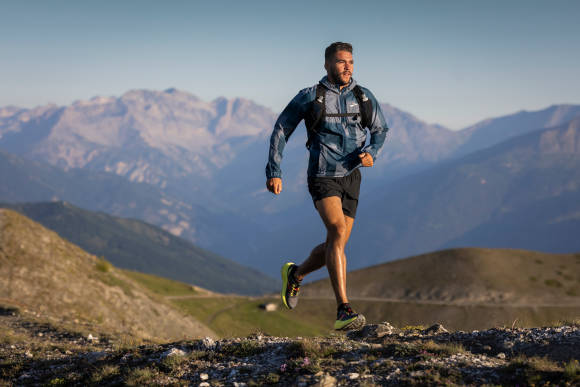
325 50 354 86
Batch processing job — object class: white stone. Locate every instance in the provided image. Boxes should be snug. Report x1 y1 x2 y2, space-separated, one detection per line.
163 348 186 358
348 372 359 379
199 383 210 387
200 373 209 380
315 373 337 387
497 353 506 359
201 337 215 349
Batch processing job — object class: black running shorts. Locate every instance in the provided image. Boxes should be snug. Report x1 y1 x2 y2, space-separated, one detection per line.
307 168 362 218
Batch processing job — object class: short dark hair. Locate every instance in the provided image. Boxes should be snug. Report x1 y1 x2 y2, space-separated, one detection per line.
325 42 353 62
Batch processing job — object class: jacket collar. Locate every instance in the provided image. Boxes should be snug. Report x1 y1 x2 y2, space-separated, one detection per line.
320 75 357 94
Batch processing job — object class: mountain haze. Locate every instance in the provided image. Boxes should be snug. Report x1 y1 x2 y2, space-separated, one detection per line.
0 149 270 265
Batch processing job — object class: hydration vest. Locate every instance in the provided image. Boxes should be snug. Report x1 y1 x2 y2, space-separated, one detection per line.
304 83 373 149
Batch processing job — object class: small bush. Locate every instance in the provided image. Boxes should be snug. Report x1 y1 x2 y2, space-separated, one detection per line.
264 372 280 384
160 355 187 372
95 257 113 273
90 365 120 383
125 367 155 386
564 359 580 380
566 288 579 296
48 378 67 385
544 279 563 288
0 328 27 344
401 325 425 331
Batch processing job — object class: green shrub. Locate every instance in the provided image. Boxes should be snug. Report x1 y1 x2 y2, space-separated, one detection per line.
565 359 580 380
544 279 563 288
125 367 155 386
95 257 113 273
264 372 280 384
90 365 120 383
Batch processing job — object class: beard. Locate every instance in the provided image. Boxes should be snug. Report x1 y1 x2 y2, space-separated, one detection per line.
329 68 352 86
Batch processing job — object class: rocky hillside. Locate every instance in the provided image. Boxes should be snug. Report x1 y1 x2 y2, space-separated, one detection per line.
0 201 277 295
302 248 580 305
1 312 578 385
0 209 214 341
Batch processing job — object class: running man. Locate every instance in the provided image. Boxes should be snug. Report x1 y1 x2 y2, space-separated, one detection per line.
265 42 388 330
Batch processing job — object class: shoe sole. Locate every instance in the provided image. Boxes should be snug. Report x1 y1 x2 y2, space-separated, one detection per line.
334 313 366 331
280 262 295 309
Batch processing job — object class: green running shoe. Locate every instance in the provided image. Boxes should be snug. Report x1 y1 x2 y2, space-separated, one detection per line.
334 304 366 331
281 262 301 309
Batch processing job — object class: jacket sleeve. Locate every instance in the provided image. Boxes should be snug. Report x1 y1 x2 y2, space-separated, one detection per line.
361 88 389 161
265 89 312 179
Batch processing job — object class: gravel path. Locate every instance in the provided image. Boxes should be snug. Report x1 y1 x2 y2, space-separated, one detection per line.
2 312 579 386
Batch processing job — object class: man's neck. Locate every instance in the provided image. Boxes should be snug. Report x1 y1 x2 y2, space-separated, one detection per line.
327 75 349 90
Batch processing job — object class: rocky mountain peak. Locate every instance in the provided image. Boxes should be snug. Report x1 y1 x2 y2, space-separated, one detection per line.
538 117 580 154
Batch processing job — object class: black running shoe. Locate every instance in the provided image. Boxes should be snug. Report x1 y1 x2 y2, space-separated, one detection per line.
334 304 366 330
281 262 301 309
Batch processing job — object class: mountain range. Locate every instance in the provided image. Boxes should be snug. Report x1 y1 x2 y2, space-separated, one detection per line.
262 118 580 276
1 88 579 278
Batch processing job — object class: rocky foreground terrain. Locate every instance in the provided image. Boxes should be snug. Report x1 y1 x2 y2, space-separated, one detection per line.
1 307 579 386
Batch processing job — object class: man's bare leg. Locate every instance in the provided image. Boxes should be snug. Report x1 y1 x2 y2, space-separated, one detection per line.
299 196 350 305
295 214 355 282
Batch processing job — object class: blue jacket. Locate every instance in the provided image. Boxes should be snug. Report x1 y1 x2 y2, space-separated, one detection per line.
265 76 388 179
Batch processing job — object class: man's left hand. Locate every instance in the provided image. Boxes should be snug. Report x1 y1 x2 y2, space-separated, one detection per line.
358 152 374 167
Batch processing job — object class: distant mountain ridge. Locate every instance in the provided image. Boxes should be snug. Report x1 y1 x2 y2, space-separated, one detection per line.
2 89 578 208
0 148 269 264
260 118 580 276
355 117 580 266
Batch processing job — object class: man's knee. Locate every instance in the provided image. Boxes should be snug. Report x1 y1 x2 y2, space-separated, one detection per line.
326 222 347 241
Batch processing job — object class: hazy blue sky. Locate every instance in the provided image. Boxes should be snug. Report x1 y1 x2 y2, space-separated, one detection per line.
1 0 579 129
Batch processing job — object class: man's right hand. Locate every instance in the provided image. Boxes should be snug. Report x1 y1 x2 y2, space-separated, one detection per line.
266 178 282 195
